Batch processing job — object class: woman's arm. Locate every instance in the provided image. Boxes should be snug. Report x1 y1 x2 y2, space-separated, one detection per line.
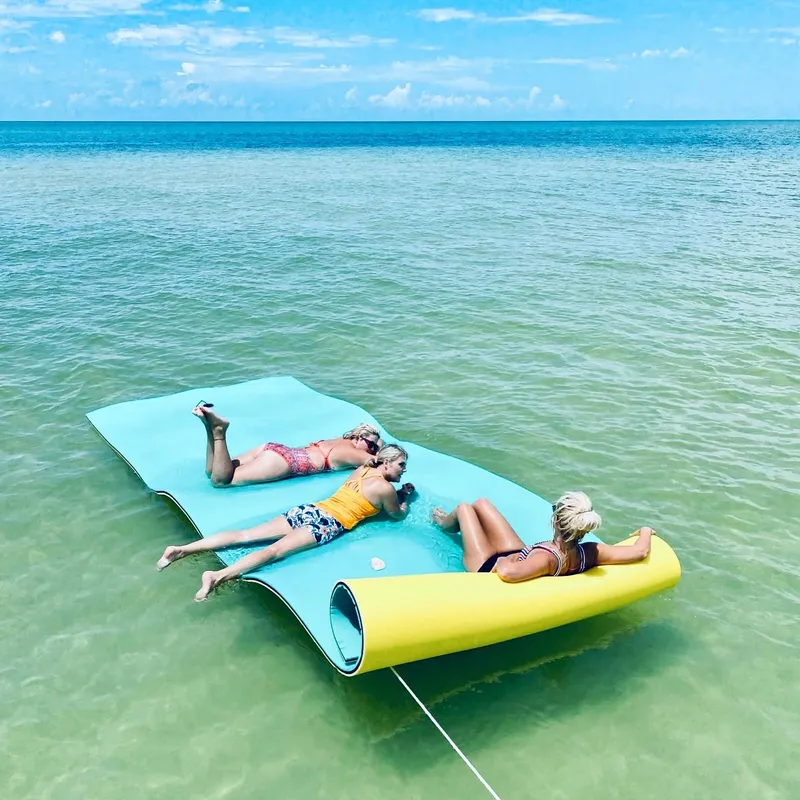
494 552 552 583
594 527 654 565
378 483 409 520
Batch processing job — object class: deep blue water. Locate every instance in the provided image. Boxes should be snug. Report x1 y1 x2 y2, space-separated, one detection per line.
2 119 800 154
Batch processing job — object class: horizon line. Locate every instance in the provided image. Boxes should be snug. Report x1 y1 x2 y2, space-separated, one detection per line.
2 118 799 124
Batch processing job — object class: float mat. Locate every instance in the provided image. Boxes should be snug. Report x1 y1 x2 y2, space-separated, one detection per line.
87 376 680 675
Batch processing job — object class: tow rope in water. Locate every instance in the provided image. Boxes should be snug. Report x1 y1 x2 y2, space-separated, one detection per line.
390 666 502 799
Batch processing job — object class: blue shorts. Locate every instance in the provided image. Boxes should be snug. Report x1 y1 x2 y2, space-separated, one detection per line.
283 503 345 545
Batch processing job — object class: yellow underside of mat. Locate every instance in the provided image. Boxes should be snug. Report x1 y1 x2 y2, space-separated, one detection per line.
333 536 680 675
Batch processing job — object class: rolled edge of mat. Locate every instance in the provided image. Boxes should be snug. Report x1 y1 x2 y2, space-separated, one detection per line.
330 536 681 676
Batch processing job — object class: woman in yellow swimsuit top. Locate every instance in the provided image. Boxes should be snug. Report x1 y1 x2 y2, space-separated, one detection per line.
156 445 416 602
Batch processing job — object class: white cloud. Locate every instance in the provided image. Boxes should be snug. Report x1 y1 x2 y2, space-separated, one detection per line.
0 0 152 17
160 80 215 106
383 55 497 87
68 91 85 104
108 23 261 49
0 43 36 52
528 85 542 104
48 29 65 42
437 75 491 91
271 27 395 48
637 46 691 59
496 9 612 25
0 19 32 30
416 7 613 26
771 27 800 36
176 54 352 83
549 93 567 110
35 98 52 107
344 85 358 103
177 60 195 74
169 1 249 12
416 8 476 22
369 82 411 108
536 56 617 70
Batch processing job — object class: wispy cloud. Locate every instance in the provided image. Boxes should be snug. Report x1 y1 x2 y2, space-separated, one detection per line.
416 7 613 26
363 82 556 112
270 27 395 48
636 46 692 59
107 23 261 49
174 53 353 83
0 0 152 17
535 56 618 70
0 18 32 30
418 90 491 108
169 1 250 12
381 55 498 87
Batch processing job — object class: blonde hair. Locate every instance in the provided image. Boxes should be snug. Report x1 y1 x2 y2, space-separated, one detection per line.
368 444 408 468
553 491 602 547
343 423 380 441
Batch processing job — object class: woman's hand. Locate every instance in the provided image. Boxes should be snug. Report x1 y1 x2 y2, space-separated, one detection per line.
396 483 416 503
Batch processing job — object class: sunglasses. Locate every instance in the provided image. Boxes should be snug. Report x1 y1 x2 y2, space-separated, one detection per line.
361 437 379 455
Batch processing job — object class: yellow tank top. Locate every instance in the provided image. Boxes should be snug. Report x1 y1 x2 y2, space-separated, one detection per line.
316 466 380 530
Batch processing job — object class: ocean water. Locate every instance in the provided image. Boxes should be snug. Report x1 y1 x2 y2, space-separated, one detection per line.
1 121 799 800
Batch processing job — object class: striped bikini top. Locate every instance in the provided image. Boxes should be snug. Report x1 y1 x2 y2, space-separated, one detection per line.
517 542 595 576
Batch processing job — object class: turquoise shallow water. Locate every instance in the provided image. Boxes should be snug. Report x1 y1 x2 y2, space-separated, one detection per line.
2 122 799 799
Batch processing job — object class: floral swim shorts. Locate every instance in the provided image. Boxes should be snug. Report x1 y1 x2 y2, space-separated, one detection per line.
283 503 345 545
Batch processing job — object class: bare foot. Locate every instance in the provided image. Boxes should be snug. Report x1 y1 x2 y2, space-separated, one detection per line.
156 545 184 571
431 507 458 533
199 407 229 438
194 570 221 602
192 405 211 427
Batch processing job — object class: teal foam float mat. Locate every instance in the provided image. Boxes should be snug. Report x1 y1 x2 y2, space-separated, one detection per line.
88 376 569 673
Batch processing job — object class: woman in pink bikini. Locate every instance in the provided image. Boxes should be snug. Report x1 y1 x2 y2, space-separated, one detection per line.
193 401 383 488
431 491 655 582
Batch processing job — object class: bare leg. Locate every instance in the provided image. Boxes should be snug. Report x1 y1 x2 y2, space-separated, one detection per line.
197 407 237 486
192 405 215 477
433 503 494 572
194 526 317 601
472 498 526 553
156 516 290 570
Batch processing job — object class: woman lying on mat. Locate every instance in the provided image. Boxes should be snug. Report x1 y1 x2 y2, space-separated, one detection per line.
431 492 654 582
193 401 383 487
157 444 415 601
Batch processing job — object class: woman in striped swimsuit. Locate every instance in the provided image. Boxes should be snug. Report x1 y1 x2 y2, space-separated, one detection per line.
193 402 383 487
431 492 654 582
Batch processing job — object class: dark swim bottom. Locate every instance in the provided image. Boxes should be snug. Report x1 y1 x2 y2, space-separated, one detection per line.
478 550 521 573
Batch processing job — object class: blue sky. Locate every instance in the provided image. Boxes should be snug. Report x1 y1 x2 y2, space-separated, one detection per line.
1 1 799 120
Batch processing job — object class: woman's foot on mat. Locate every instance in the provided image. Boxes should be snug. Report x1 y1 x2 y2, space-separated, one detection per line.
198 407 229 438
431 507 455 532
156 545 184 571
194 570 221 602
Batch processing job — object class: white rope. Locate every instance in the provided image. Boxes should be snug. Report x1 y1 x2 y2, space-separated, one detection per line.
390 666 502 800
